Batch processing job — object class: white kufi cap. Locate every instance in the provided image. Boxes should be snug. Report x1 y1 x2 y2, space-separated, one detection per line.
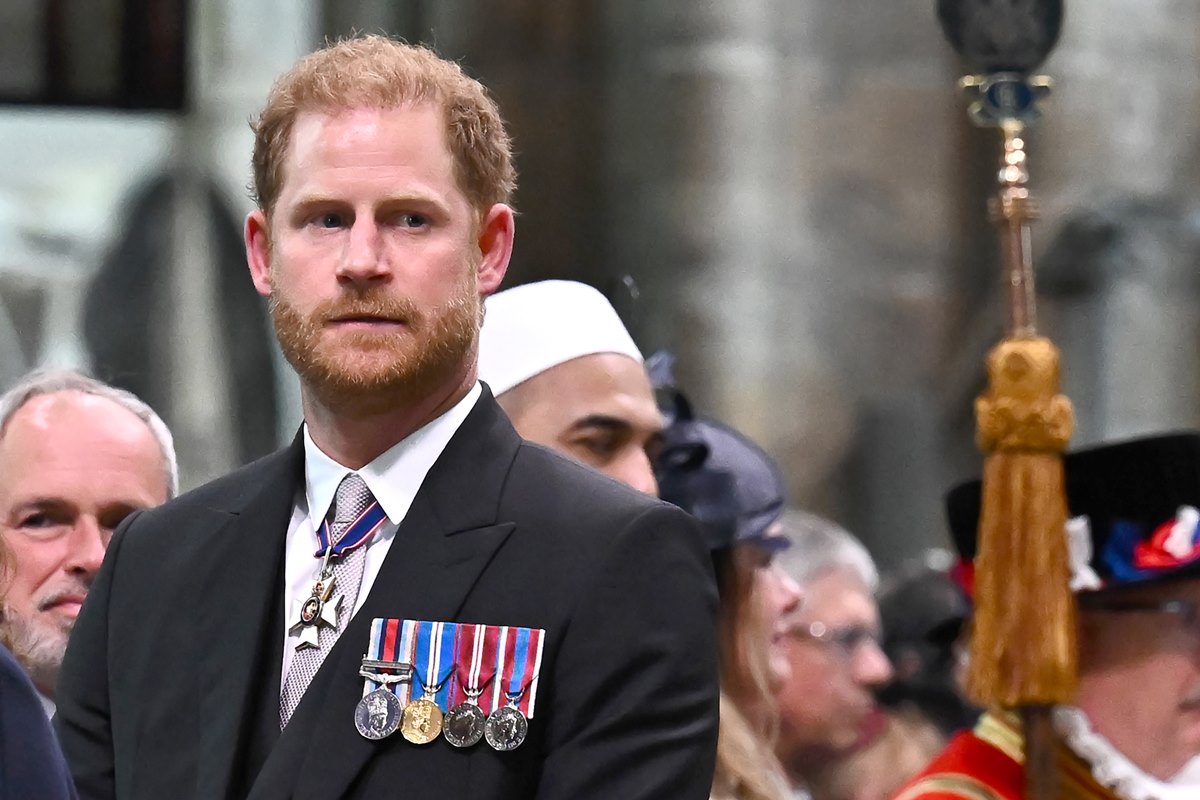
479 280 643 396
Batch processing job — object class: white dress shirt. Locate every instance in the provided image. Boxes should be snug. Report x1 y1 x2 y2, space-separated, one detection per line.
279 383 482 682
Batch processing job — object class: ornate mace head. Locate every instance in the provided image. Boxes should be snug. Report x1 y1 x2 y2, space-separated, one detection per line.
937 0 1063 129
936 0 1063 74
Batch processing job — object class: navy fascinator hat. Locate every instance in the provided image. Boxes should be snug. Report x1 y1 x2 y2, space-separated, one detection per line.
649 356 787 554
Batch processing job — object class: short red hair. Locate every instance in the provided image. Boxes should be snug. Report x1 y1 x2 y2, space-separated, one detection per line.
250 35 516 219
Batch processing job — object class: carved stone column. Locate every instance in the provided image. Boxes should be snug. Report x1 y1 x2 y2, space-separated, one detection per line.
600 1 965 564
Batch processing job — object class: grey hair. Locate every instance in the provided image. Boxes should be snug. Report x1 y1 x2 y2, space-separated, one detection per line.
773 509 879 592
0 368 179 499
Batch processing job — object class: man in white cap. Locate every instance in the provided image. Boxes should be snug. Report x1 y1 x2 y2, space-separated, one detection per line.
479 279 663 495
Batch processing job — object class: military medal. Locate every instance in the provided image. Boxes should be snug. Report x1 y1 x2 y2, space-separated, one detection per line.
288 547 342 650
354 620 419 741
356 618 546 750
444 697 487 748
354 687 404 740
288 492 387 652
443 623 498 748
353 657 413 741
484 695 529 752
401 621 455 745
400 693 444 745
483 625 544 752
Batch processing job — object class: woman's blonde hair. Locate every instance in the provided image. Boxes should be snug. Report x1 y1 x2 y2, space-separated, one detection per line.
711 549 791 800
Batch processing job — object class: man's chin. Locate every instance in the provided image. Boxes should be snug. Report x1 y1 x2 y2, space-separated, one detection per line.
307 371 426 416
299 342 424 388
2 615 68 694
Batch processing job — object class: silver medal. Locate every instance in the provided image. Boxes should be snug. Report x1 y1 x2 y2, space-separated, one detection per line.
354 688 403 740
443 702 487 748
484 704 528 751
288 548 341 651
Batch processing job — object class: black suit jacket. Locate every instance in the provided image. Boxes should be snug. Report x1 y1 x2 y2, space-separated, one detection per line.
55 392 719 799
0 645 75 799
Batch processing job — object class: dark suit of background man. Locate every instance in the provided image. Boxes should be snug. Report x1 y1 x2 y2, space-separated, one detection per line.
0 644 75 798
55 35 720 800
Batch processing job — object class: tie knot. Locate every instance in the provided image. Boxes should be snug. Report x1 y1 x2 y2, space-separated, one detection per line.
331 473 374 534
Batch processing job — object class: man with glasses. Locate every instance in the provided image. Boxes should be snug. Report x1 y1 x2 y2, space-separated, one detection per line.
773 512 894 797
895 432 1200 799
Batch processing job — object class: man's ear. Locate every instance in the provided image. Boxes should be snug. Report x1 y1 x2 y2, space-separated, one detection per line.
245 209 273 297
475 203 515 296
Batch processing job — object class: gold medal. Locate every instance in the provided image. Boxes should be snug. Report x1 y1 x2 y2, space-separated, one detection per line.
400 696 443 744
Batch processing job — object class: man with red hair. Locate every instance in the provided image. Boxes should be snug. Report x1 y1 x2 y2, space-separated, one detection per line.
55 36 718 800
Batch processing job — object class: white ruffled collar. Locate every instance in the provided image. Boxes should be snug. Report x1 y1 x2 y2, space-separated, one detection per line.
1054 706 1200 800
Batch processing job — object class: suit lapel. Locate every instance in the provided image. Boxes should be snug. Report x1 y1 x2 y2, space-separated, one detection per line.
249 392 522 800
194 439 303 800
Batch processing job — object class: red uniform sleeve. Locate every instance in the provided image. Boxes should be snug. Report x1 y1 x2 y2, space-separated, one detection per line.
890 729 1023 800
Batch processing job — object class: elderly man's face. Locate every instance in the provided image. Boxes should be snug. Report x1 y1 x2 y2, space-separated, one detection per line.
0 392 168 695
776 568 893 761
1076 578 1200 780
499 353 664 496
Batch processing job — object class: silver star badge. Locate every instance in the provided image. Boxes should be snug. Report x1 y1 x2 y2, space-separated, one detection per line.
288 576 342 651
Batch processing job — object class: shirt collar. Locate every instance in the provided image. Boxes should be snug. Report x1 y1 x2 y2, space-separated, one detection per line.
302 383 482 529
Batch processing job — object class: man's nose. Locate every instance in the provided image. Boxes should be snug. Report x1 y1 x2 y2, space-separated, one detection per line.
65 517 107 575
337 220 391 285
854 639 894 688
619 448 660 498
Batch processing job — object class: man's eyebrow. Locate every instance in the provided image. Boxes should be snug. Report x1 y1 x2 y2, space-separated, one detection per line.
12 496 71 510
290 192 449 209
5 496 74 520
97 500 144 516
567 415 633 434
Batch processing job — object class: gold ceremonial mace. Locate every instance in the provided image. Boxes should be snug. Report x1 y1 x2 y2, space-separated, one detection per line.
935 3 1075 800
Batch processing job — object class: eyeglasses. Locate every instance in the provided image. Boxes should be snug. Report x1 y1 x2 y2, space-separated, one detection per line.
790 621 884 661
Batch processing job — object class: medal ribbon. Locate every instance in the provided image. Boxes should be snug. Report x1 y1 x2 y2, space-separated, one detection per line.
367 620 545 715
491 625 546 719
396 620 418 704
450 624 501 710
413 620 457 710
363 618 405 694
523 628 545 719
312 498 388 558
